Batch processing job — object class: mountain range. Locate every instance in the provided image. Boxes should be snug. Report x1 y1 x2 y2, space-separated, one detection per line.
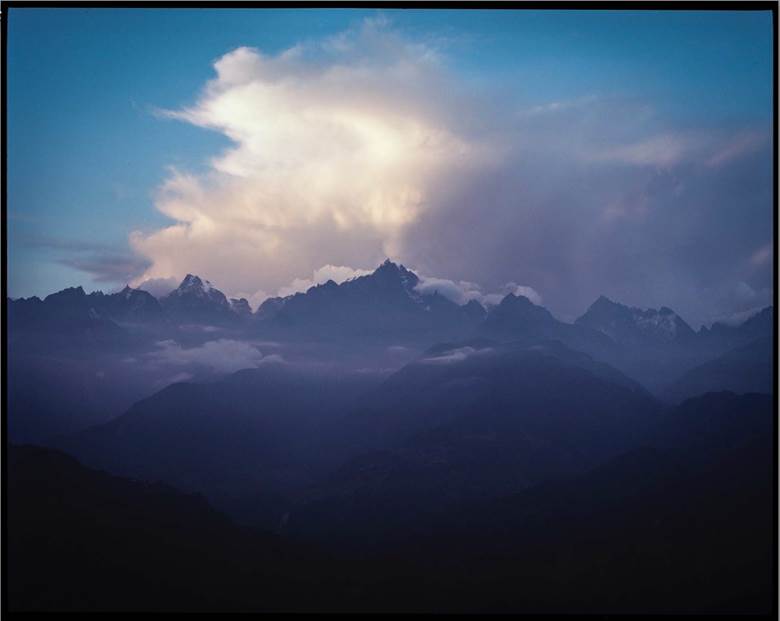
9 259 773 394
6 259 775 613
9 259 771 349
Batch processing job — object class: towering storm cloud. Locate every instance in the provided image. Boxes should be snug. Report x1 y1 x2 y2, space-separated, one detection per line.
130 18 492 302
121 17 772 326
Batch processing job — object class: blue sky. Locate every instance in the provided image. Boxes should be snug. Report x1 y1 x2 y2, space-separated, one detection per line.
6 8 774 325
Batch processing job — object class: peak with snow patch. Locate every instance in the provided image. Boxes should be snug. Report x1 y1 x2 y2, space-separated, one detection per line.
160 274 234 322
576 296 695 345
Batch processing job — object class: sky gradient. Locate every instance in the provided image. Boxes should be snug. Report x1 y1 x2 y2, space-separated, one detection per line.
7 8 774 326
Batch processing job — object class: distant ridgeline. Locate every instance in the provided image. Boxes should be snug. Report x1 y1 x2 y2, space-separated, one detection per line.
8 259 773 394
8 259 772 341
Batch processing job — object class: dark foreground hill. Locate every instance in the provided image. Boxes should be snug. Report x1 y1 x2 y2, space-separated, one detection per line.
63 365 383 504
288 338 662 547
6 445 362 612
9 390 773 613
384 392 775 614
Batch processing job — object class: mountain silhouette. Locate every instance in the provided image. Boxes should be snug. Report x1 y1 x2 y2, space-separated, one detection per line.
255 259 482 343
576 295 696 345
7 444 361 612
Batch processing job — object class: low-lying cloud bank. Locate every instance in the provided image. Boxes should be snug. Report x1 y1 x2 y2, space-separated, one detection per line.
148 339 284 374
118 16 771 327
420 345 494 365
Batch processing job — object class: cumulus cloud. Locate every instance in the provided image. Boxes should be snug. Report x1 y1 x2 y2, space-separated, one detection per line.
148 339 283 374
127 16 772 327
420 345 494 365
413 276 483 305
131 17 488 299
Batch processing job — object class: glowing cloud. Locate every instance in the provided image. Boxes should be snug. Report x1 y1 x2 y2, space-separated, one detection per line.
131 18 485 297
126 17 771 327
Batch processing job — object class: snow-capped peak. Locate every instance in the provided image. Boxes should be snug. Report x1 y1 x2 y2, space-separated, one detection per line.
577 296 694 344
163 274 231 312
179 274 203 290
173 274 218 297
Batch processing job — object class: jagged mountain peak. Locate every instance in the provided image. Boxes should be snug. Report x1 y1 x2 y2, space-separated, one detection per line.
582 296 680 319
576 296 694 344
167 273 223 299
377 257 398 269
118 284 151 300
44 286 86 304
178 273 206 290
490 293 557 324
462 298 487 320
499 292 537 307
371 259 420 289
478 292 560 341
159 273 233 322
247 259 486 339
229 297 252 317
584 295 627 315
591 294 617 308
